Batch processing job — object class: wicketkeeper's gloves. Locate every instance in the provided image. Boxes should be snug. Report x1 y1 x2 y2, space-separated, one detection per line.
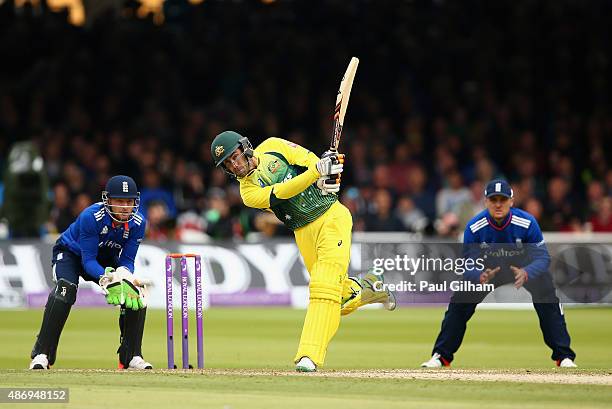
99 267 146 310
120 279 145 310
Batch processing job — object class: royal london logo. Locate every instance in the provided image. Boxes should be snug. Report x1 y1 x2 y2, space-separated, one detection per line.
214 145 224 157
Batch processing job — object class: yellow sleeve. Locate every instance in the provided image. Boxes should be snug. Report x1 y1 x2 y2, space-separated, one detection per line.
240 183 271 209
240 168 320 209
273 166 319 200
256 137 319 169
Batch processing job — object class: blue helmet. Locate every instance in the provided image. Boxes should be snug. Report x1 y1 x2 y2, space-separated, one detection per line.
102 175 140 222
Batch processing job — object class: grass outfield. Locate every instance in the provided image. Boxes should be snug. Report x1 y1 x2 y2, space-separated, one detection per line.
1 307 611 408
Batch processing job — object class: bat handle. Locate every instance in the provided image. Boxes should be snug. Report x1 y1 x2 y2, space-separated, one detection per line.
321 150 343 185
324 175 341 186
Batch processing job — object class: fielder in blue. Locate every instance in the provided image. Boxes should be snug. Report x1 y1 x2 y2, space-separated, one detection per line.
29 175 152 370
421 179 577 368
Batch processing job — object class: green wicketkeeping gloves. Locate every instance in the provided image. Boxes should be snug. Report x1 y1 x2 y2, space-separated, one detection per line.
101 267 122 305
121 279 145 310
99 267 145 310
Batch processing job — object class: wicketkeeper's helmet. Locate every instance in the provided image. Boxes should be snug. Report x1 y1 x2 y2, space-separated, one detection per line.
102 175 140 223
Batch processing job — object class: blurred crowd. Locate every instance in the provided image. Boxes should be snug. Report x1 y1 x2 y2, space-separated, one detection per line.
1 0 612 241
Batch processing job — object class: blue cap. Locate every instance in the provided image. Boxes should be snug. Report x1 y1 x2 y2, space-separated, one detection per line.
104 175 139 199
484 179 513 198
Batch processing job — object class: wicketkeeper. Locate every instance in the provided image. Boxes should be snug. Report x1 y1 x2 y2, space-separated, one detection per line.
211 131 395 372
421 179 577 368
29 175 151 370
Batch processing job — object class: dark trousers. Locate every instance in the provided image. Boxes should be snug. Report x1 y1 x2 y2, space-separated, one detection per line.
432 271 576 363
52 244 118 285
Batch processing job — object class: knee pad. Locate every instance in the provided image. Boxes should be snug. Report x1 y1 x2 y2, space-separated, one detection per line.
309 281 342 304
52 278 78 305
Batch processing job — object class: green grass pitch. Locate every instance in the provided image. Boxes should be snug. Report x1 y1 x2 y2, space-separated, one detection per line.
1 306 611 408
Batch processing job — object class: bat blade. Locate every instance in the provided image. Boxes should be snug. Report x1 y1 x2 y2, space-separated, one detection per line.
331 57 359 151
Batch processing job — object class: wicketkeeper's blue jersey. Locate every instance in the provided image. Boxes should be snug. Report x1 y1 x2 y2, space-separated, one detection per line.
462 207 550 283
57 203 146 279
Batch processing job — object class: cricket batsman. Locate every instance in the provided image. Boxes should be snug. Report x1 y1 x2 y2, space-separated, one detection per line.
211 131 395 372
29 175 152 370
421 179 577 368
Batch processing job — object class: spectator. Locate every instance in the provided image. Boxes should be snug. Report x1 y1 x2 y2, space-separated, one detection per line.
71 193 92 219
590 197 612 232
456 180 484 229
203 188 234 239
541 177 575 231
434 212 461 238
396 196 428 233
365 189 404 232
49 183 73 234
174 162 206 213
389 143 412 195
145 200 171 241
175 211 208 243
605 170 612 196
407 165 436 221
586 180 606 218
340 187 367 232
62 162 86 198
139 169 177 219
524 197 544 223
436 171 471 217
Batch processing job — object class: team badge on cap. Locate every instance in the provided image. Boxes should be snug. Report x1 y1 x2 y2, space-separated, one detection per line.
215 145 224 157
484 179 513 198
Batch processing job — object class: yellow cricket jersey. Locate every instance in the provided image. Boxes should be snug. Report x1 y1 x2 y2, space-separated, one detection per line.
237 137 337 230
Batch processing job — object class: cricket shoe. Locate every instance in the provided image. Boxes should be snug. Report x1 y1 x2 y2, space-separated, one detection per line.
29 354 49 370
362 272 397 311
121 356 153 370
295 357 317 372
420 353 450 368
557 358 577 368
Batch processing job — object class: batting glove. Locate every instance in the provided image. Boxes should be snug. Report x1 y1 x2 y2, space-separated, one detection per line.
315 153 344 177
316 175 341 195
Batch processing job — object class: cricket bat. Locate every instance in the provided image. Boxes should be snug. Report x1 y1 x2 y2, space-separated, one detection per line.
330 56 359 152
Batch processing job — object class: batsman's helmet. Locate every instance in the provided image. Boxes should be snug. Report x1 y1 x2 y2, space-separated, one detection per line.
211 131 253 168
102 175 140 222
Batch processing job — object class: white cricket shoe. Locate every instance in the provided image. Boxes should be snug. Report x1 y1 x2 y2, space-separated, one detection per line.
557 358 577 368
295 357 316 372
420 352 449 368
29 354 49 370
128 356 153 370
